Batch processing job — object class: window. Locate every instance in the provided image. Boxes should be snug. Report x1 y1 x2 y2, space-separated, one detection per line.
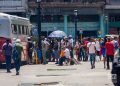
26 26 29 35
22 25 25 34
18 25 21 34
12 24 17 34
24 26 26 35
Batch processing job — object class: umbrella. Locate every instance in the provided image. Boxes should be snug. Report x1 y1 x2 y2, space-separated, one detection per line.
48 30 67 38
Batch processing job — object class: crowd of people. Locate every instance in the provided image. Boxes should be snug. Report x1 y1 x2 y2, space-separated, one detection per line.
2 35 120 75
28 35 120 69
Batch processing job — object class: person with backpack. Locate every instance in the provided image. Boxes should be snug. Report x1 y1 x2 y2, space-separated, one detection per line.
13 39 25 75
112 37 119 51
2 39 12 73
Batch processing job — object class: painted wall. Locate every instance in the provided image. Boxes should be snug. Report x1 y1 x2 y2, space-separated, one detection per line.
32 22 100 37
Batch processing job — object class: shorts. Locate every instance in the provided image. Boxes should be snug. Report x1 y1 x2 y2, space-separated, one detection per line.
102 48 106 57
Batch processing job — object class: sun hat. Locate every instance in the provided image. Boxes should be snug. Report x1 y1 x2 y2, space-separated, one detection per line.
16 39 21 42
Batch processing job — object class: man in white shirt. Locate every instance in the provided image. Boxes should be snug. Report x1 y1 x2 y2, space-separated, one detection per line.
87 38 96 69
42 38 50 64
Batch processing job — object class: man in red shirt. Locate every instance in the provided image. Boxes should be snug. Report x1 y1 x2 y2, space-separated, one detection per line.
105 38 114 69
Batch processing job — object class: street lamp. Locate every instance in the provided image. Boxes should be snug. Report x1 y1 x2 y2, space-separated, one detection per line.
36 0 42 50
105 15 108 34
74 10 78 42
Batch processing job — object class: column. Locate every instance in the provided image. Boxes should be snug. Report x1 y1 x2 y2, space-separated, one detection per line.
64 15 68 35
100 13 105 37
105 14 109 34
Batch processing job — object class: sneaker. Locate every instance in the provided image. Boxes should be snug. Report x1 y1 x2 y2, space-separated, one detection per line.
55 62 58 64
16 72 19 75
7 71 11 73
93 65 95 69
91 66 93 69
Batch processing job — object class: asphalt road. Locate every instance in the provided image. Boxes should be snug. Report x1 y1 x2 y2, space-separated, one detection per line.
0 62 114 86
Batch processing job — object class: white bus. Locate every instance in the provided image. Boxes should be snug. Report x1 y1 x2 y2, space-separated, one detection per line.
0 13 31 65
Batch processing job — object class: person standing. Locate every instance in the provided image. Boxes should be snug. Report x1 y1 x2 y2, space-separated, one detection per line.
2 39 12 73
112 37 119 51
95 38 101 61
83 38 89 61
54 40 59 64
27 37 34 64
87 38 96 69
68 35 74 48
42 38 50 64
74 41 80 61
105 38 114 70
13 39 24 75
101 37 107 68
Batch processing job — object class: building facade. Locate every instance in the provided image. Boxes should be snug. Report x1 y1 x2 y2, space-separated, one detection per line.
105 0 120 35
28 0 120 37
0 0 28 17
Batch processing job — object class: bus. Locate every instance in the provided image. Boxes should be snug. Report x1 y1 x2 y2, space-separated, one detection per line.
0 13 31 66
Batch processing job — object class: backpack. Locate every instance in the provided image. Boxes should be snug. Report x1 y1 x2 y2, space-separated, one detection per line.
13 45 19 61
114 41 118 50
3 43 12 56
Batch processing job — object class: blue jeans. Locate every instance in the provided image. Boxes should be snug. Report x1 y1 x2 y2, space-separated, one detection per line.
14 58 21 72
89 53 96 66
5 55 11 72
54 50 59 63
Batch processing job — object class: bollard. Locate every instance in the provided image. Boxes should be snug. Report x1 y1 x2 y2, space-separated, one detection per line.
35 52 38 64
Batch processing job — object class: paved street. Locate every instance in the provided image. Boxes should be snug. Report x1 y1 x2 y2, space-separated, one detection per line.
0 62 114 86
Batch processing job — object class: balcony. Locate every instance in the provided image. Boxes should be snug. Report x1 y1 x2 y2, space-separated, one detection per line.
28 1 105 8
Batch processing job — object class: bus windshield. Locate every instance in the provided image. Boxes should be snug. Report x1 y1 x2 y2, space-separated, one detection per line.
0 20 10 38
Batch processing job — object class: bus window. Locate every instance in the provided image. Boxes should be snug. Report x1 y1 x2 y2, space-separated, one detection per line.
26 26 28 35
11 24 14 33
30 30 32 36
22 25 25 35
18 25 21 34
12 24 17 34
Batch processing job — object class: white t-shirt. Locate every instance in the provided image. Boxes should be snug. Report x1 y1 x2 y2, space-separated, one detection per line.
87 42 96 54
64 48 70 58
95 41 100 51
